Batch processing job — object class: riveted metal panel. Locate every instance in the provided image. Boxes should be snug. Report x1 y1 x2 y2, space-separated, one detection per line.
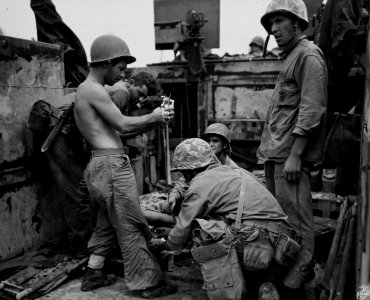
135 58 280 142
213 86 273 120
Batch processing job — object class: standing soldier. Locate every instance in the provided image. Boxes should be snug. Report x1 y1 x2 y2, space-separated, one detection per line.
74 34 176 298
257 0 327 297
40 72 162 255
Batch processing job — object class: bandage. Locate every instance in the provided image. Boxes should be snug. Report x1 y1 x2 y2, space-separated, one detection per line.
87 254 105 269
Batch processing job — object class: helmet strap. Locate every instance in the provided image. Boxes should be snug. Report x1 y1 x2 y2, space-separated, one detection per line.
263 34 270 57
217 151 226 165
293 20 298 34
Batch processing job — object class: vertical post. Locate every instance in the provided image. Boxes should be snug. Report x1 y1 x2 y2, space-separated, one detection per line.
164 124 172 185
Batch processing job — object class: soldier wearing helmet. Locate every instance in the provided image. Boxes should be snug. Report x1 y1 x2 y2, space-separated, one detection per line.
165 123 238 216
75 35 176 297
164 138 299 299
249 36 265 57
257 0 327 295
203 122 239 168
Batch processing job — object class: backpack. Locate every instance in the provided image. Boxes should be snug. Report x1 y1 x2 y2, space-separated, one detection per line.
28 100 63 134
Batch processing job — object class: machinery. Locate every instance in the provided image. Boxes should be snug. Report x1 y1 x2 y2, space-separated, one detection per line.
154 0 220 74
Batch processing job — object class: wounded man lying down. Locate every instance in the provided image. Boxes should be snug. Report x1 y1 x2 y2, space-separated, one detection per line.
139 192 175 227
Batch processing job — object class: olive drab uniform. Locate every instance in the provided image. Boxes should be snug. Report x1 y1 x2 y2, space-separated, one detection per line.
168 139 301 300
169 122 238 211
258 0 327 256
168 154 239 208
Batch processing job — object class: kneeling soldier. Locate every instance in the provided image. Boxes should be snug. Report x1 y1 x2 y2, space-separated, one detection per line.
165 138 314 300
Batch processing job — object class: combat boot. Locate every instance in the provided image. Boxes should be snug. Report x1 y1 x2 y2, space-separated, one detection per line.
259 282 280 300
134 280 178 299
81 267 116 291
283 250 315 289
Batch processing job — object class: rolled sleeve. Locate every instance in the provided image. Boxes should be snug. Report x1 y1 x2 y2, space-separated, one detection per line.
293 54 327 137
167 186 208 250
169 176 189 200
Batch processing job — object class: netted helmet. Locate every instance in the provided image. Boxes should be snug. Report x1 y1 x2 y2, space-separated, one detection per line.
203 123 232 153
249 36 265 48
90 35 136 64
171 138 216 172
261 0 308 33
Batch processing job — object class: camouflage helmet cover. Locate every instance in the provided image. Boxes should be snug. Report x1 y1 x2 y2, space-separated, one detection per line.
203 123 232 153
171 138 216 172
261 0 308 33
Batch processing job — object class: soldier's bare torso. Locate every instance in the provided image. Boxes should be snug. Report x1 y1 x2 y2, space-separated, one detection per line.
74 79 123 149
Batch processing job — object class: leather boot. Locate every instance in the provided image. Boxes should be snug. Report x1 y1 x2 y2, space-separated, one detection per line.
133 279 177 299
81 267 116 291
283 250 315 289
259 282 280 300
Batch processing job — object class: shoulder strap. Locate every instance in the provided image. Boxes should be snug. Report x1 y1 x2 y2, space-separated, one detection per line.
235 170 247 231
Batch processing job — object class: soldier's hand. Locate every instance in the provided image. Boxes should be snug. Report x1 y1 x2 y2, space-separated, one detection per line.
168 196 177 212
148 238 163 250
152 107 164 122
148 238 171 251
152 107 174 123
161 199 173 214
156 227 172 239
283 154 302 182
164 195 182 216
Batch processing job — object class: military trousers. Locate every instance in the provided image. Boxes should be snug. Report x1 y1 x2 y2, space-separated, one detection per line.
264 161 314 254
84 152 162 290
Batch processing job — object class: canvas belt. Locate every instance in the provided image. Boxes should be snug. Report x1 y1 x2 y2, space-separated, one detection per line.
232 169 296 240
91 147 128 158
242 220 296 240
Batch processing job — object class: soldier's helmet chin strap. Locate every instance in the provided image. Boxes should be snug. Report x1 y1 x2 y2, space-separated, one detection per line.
263 34 271 58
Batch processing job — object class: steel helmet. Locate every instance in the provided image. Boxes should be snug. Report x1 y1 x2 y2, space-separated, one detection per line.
171 138 216 172
249 36 265 49
90 35 136 64
203 123 232 153
261 0 308 33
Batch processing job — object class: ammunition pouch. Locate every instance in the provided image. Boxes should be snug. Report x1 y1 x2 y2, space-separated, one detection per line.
263 221 301 268
283 250 315 289
191 238 247 300
240 227 274 271
270 233 301 268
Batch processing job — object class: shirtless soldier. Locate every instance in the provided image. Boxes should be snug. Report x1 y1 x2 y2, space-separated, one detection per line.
74 34 176 298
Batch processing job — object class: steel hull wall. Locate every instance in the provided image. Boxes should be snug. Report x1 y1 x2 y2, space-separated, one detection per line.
0 36 69 260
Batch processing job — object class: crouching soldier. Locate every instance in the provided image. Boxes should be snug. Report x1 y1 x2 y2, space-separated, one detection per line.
164 138 314 300
166 123 238 216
